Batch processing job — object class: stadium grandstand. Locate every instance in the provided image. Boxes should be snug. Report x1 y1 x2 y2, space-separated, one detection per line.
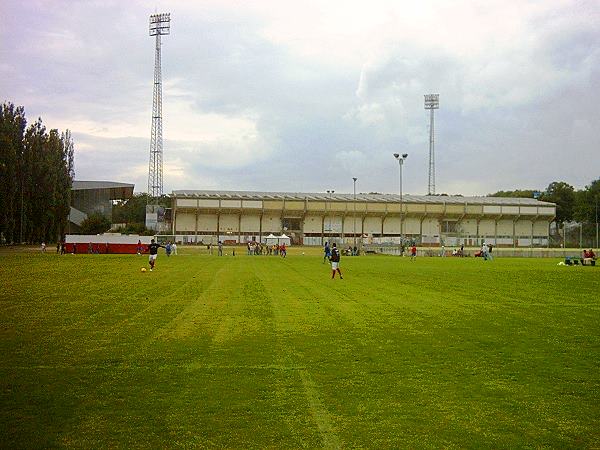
67 181 134 233
169 190 556 248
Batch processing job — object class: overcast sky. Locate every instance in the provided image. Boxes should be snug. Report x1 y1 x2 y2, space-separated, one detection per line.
1 0 598 196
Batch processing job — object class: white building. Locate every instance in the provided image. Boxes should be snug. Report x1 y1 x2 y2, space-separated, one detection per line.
170 190 556 247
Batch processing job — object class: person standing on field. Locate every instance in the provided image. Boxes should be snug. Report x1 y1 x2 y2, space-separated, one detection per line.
329 243 343 279
410 244 417 261
487 243 494 261
323 241 331 263
147 239 165 271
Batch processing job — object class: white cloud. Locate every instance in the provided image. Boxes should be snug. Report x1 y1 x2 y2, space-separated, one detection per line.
2 0 598 197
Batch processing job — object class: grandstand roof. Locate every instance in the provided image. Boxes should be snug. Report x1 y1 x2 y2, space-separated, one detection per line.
172 190 555 206
73 181 134 191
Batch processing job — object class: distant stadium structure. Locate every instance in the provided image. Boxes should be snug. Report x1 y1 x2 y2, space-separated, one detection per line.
169 190 556 248
68 181 134 233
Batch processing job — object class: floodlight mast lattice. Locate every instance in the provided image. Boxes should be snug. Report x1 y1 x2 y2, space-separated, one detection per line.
424 94 439 196
148 13 171 199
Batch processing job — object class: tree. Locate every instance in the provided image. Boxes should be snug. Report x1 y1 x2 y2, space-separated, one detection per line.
574 179 600 224
112 193 171 229
540 181 575 225
488 189 539 198
0 102 75 244
112 193 152 225
79 213 111 235
0 103 26 243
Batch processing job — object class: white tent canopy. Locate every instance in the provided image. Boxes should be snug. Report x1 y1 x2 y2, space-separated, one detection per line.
263 234 291 245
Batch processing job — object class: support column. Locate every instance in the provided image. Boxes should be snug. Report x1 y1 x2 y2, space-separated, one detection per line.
216 213 220 244
194 209 199 244
494 219 498 246
531 220 534 249
172 197 177 237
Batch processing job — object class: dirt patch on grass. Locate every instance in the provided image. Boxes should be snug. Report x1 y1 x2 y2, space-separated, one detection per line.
0 245 46 254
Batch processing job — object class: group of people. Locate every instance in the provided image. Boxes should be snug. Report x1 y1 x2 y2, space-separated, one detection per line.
451 244 465 257
165 241 177 256
343 246 359 256
246 241 287 257
477 242 494 261
582 248 596 265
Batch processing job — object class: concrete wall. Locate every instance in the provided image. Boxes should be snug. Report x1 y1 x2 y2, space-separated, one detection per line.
363 216 382 235
382 216 401 234
478 219 495 236
404 217 421 235
172 195 554 246
303 215 323 234
176 213 195 232
496 220 513 237
343 216 362 235
240 215 260 233
261 214 281 233
198 214 217 232
219 214 239 233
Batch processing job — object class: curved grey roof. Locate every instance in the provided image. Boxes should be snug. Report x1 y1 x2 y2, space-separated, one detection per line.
73 180 134 190
172 189 555 206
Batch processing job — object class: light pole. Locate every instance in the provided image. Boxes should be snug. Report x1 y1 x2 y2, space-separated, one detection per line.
596 195 598 250
424 94 439 195
394 153 408 252
327 190 334 243
352 177 357 253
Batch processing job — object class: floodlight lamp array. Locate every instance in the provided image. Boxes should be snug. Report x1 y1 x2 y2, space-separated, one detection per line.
424 93 439 109
149 13 171 36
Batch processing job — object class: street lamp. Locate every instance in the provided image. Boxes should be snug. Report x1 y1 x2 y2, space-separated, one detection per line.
327 190 334 243
352 177 357 252
595 195 598 250
393 153 408 252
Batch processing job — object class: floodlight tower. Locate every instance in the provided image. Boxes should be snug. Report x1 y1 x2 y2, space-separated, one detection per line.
424 94 439 196
148 13 171 199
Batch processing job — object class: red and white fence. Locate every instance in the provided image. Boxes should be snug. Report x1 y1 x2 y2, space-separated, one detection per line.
64 234 154 254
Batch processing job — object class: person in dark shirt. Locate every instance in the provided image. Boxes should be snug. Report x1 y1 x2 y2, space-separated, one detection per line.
147 239 165 271
329 243 343 279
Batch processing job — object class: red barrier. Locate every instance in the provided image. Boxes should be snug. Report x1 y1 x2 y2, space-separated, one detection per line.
64 243 145 254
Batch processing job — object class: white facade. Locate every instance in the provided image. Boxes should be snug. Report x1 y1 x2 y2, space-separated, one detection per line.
170 190 556 247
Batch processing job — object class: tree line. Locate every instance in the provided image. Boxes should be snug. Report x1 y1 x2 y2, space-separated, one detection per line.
0 102 74 244
490 179 600 246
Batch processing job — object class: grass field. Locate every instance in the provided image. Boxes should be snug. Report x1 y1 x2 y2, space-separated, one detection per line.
1 247 599 448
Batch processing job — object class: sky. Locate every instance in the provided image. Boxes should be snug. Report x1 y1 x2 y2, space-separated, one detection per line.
1 0 599 196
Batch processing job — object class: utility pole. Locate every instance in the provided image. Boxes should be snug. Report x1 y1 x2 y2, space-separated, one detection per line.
394 153 408 253
596 194 598 250
352 178 357 252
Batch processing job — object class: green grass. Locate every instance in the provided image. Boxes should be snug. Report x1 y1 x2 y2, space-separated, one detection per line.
1 247 599 448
